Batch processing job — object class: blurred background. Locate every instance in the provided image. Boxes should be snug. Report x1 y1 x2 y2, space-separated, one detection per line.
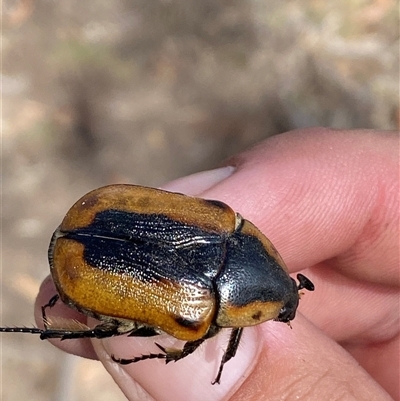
1 0 398 400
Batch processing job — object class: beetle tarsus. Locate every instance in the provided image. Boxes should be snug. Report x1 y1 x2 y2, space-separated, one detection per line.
212 327 243 385
0 327 44 335
111 353 167 364
41 294 60 330
112 338 206 367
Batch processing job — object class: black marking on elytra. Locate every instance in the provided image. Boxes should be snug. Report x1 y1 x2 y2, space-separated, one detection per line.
252 311 262 321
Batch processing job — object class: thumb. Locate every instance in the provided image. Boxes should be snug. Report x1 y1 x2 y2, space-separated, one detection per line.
231 314 393 401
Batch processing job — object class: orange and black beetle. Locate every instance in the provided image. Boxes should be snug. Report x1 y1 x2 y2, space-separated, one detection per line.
1 184 314 384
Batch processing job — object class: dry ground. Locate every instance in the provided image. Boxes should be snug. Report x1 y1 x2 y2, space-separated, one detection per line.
1 1 398 400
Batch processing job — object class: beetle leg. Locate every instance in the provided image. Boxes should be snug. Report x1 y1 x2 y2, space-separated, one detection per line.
0 299 121 339
41 294 60 329
0 324 122 340
39 322 122 340
0 326 44 335
297 274 315 292
37 294 122 340
111 338 206 366
111 352 167 364
127 327 160 337
155 338 205 363
212 327 243 385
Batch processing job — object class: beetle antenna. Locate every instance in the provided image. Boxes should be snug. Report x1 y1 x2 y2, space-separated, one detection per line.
296 274 315 292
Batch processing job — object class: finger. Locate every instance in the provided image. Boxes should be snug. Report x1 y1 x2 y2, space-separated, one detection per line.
164 128 399 399
197 128 398 286
190 128 399 343
230 315 393 401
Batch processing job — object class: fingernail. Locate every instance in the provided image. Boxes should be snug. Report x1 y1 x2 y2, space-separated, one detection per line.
160 166 235 195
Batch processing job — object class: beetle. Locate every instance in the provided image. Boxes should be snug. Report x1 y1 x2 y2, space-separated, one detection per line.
1 184 314 384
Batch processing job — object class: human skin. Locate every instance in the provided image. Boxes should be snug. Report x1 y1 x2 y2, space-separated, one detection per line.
35 128 399 401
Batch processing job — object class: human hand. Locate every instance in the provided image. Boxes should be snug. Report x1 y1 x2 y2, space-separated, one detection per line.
36 128 399 401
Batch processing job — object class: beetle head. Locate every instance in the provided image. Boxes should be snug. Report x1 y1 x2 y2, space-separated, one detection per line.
275 273 314 323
